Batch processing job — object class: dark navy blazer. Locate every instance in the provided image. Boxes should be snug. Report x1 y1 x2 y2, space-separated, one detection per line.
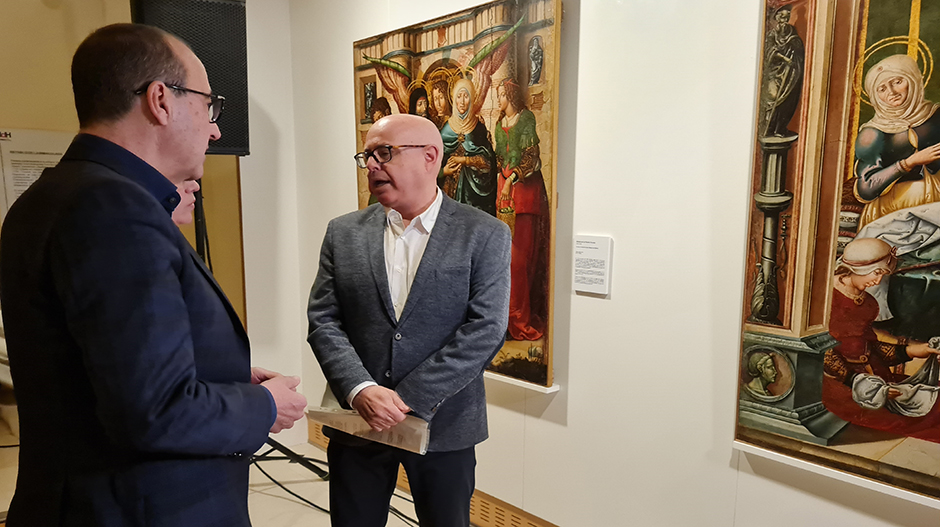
0 134 273 527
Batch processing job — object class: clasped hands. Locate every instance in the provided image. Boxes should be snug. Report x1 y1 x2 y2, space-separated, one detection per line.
352 385 411 432
252 367 308 433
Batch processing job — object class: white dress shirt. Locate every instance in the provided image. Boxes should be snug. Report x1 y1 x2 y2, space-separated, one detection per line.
345 189 444 404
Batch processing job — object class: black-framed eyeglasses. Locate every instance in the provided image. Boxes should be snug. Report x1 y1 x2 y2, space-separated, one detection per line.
353 145 429 169
134 82 225 123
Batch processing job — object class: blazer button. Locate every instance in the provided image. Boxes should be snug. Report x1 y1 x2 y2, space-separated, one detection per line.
395 333 402 341
385 370 391 378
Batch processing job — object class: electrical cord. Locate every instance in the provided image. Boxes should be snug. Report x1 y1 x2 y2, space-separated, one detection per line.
251 458 329 514
252 454 329 468
394 491 414 503
249 450 420 526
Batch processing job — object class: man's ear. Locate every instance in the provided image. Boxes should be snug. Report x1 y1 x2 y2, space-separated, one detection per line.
425 145 442 173
425 144 440 164
144 82 172 126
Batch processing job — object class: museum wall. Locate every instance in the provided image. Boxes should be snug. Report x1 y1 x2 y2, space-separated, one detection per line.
240 0 307 446
277 0 940 525
4 0 940 524
0 1 129 132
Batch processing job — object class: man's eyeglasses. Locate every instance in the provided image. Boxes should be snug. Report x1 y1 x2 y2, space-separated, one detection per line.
134 82 226 123
354 145 429 169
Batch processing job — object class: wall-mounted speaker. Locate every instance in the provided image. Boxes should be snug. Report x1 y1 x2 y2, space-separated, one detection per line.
131 0 250 156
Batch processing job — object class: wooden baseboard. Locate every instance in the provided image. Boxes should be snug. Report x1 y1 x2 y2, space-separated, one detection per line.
306 420 557 527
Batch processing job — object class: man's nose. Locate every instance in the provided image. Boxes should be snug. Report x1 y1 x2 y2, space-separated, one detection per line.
209 122 221 141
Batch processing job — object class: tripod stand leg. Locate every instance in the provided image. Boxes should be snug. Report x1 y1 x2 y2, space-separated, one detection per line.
263 437 329 480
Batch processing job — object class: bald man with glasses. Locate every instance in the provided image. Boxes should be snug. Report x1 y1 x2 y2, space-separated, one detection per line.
308 114 511 526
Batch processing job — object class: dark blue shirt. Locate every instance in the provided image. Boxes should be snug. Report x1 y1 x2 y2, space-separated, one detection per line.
62 133 180 214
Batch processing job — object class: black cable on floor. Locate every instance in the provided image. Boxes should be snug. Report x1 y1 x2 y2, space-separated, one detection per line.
249 453 419 526
252 454 328 468
389 506 420 527
251 459 330 514
393 491 414 504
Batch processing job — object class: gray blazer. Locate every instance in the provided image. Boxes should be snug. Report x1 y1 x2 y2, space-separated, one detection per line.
307 195 511 452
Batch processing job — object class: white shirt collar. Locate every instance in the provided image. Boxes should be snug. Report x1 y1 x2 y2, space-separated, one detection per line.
385 188 443 236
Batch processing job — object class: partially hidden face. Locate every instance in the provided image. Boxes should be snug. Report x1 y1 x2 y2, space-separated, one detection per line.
171 179 201 226
432 88 449 116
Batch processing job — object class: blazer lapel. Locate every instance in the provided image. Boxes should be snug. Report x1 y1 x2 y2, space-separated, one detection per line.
366 207 397 323
397 196 456 325
187 247 249 343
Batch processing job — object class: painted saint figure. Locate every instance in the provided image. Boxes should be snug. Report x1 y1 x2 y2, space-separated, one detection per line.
528 36 543 86
438 78 497 216
364 82 376 123
823 238 940 441
854 54 940 228
370 96 392 123
758 5 804 137
429 80 452 130
494 78 549 341
409 87 430 120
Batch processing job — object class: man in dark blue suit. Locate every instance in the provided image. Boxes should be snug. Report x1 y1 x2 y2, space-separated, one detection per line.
308 114 511 526
0 24 307 526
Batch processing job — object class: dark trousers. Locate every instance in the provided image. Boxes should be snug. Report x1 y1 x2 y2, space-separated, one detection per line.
327 440 475 527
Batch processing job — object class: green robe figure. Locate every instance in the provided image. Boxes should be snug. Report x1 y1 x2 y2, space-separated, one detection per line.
494 78 549 341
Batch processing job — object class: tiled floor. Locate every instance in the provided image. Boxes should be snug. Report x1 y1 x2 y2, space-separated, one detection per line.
248 441 418 526
0 414 18 519
0 440 418 527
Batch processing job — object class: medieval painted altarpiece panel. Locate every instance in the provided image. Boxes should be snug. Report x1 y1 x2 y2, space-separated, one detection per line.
352 0 562 386
736 0 940 501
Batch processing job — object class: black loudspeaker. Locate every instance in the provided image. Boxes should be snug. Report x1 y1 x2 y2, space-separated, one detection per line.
131 0 250 155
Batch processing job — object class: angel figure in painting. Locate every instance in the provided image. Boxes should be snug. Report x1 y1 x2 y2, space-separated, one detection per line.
494 77 549 341
745 352 778 397
855 54 940 228
823 238 940 441
758 5 804 138
439 77 497 216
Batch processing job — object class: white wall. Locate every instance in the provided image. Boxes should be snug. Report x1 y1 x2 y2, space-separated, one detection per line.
240 0 306 446
238 0 940 524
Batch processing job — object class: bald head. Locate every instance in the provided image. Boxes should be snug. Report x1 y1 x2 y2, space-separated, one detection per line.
368 114 444 172
364 114 444 219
